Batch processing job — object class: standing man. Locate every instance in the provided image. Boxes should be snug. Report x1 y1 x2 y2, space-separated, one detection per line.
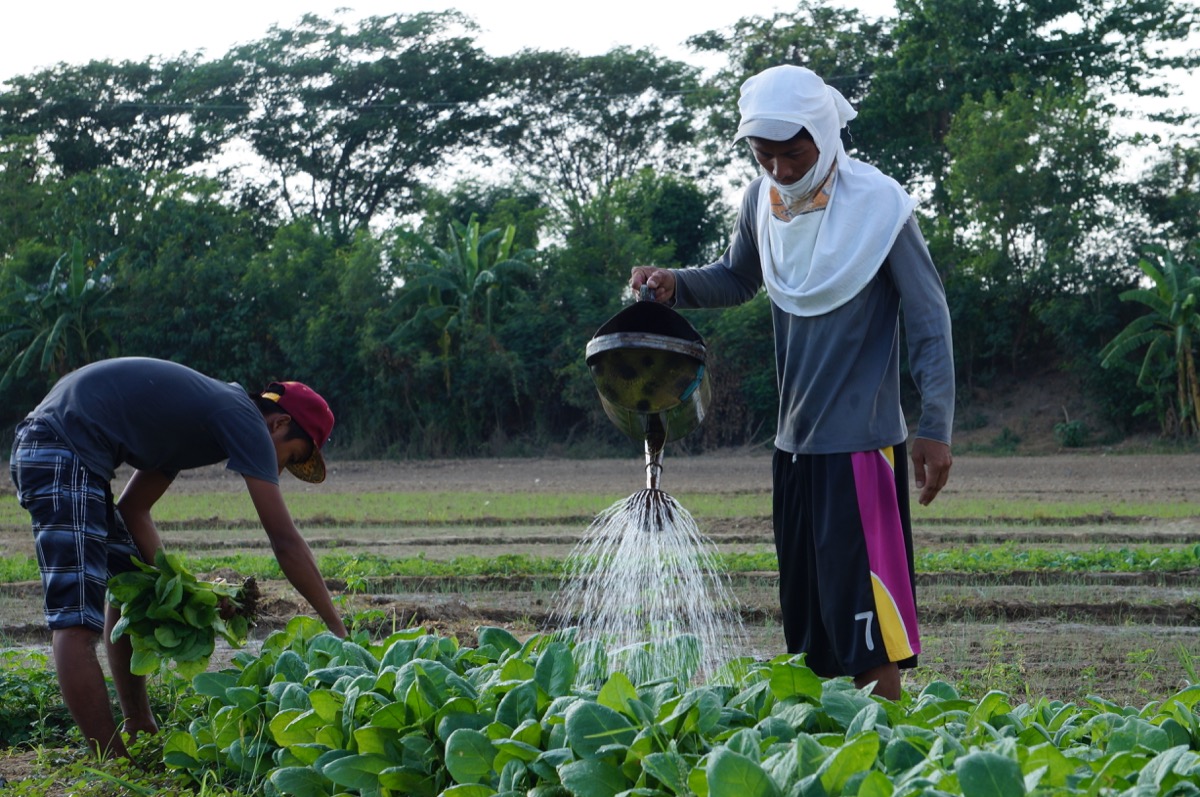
9 356 349 759
630 65 954 699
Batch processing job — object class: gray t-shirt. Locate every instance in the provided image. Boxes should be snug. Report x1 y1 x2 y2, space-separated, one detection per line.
673 175 955 455
26 357 279 483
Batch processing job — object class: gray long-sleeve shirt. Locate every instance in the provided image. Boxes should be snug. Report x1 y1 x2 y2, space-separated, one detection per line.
673 176 954 455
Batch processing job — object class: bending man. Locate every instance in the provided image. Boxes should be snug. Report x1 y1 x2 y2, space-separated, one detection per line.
10 356 349 758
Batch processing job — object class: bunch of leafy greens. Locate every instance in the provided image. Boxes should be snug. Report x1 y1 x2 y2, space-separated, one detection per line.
108 550 257 680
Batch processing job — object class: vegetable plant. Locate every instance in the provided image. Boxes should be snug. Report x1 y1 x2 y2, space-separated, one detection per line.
159 618 1200 797
107 549 260 680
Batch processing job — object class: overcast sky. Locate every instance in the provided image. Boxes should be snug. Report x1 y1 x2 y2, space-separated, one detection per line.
0 0 900 81
1 0 1193 139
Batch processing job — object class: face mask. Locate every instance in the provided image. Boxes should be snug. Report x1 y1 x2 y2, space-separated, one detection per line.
764 161 827 203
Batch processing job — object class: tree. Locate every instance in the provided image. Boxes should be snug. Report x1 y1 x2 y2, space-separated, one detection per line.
612 170 727 268
492 47 701 229
1139 141 1200 248
942 81 1123 375
224 11 496 244
0 135 49 255
109 174 267 374
369 217 537 454
1100 243 1200 438
0 239 119 392
856 0 1199 213
0 55 245 177
416 181 549 254
391 216 535 393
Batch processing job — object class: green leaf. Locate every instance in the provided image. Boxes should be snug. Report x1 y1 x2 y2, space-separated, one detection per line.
820 683 876 730
378 765 438 793
496 681 540 728
564 700 637 758
955 750 1027 797
155 574 183 608
768 656 822 702
107 572 152 604
270 708 325 747
321 752 392 790
275 649 310 683
706 747 782 797
793 733 831 774
597 671 640 718
535 642 576 698
172 657 208 681
919 681 960 701
643 751 690 795
154 625 182 649
193 671 238 699
269 766 335 797
493 737 542 768
440 786 499 797
477 626 521 656
109 614 132 644
437 710 491 743
129 647 161 676
309 689 345 723
1022 742 1076 787
162 730 200 769
558 758 630 797
856 769 895 797
883 736 927 774
816 732 880 794
499 658 536 683
445 728 497 785
1109 716 1171 754
1137 746 1200 789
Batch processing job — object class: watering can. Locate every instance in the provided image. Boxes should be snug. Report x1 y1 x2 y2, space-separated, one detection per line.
585 289 712 488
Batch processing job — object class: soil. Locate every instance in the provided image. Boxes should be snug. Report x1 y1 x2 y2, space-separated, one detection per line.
2 372 1199 789
161 446 1195 501
226 448 1200 705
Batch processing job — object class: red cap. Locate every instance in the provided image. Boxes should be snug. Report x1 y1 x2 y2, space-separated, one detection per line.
259 381 334 483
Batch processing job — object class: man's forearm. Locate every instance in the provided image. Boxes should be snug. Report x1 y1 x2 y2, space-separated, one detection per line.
274 542 347 636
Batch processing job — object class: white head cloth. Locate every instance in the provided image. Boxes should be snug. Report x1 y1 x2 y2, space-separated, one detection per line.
737 65 917 316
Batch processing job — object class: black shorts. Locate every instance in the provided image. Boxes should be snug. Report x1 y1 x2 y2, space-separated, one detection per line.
9 418 142 633
771 444 919 677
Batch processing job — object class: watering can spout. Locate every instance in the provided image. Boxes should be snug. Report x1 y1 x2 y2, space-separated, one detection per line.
645 416 665 490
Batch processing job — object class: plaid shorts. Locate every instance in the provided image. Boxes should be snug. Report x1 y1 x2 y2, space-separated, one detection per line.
9 418 142 633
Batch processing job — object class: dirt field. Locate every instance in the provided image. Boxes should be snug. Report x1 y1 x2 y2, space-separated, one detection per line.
3 451 1200 708
161 449 1198 500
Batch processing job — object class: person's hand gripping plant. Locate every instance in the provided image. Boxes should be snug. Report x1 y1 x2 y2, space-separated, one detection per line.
107 550 260 679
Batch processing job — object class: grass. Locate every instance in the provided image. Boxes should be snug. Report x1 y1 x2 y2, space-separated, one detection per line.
0 491 773 528
4 490 1196 529
917 496 1200 520
1 543 1198 585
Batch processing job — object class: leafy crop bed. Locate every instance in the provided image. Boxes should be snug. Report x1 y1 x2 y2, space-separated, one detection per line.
129 619 1200 796
1 453 1199 794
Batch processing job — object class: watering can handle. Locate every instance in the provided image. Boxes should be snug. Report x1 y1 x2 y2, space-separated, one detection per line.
638 285 656 302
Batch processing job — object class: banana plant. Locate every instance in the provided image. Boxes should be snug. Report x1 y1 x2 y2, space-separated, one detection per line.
1101 242 1200 438
0 239 121 391
392 216 533 393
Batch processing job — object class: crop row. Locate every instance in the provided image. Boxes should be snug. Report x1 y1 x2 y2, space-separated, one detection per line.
143 616 1200 796
3 543 1200 587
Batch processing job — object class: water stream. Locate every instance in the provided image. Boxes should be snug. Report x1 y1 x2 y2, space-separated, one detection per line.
552 486 748 686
